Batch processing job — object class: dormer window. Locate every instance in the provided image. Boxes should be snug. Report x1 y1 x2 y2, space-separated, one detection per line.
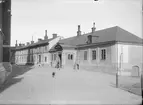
87 35 92 44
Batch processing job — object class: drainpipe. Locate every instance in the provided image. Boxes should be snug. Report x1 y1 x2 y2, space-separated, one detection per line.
116 43 119 88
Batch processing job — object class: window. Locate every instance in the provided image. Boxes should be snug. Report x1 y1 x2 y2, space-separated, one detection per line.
87 35 92 44
84 51 87 60
68 54 73 60
92 50 96 60
71 55 73 60
101 49 106 60
45 57 47 62
68 54 71 60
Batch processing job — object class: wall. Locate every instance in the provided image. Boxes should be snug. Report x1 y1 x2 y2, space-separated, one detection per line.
0 2 2 29
50 49 76 68
63 49 76 67
50 52 59 67
2 0 11 62
79 44 114 65
0 32 3 62
0 3 3 63
117 43 143 75
78 43 117 74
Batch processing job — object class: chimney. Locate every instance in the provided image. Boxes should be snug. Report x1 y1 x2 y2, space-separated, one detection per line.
44 30 48 40
53 33 57 38
38 38 43 42
77 25 81 36
15 40 18 47
27 42 30 45
91 22 96 33
31 41 34 44
19 43 22 47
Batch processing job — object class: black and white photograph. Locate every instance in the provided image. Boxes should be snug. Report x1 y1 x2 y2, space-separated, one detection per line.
0 0 143 104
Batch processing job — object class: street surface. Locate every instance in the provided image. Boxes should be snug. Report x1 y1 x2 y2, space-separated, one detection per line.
0 66 142 104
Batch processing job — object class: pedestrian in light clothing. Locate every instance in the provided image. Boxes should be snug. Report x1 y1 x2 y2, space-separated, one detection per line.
74 60 79 71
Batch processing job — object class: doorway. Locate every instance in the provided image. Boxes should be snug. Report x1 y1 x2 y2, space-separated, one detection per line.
58 52 62 68
39 55 41 63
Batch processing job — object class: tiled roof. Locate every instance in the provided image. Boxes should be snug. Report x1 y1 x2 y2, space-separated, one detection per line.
49 26 143 52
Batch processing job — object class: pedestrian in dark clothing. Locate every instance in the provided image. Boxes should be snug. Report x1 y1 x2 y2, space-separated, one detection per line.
74 60 79 70
52 72 55 78
77 63 79 70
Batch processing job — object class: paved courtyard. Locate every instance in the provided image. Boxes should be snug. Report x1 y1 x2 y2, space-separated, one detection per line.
0 65 142 104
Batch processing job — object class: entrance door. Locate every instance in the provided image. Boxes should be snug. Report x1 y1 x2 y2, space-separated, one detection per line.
58 53 62 68
39 55 41 63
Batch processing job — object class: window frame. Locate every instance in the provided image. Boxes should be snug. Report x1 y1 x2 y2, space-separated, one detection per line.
92 49 97 60
101 48 107 60
68 54 71 60
71 54 73 60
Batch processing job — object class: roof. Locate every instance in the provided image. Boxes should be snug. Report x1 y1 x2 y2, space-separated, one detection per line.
15 38 54 50
49 26 143 52
62 26 143 45
49 43 76 52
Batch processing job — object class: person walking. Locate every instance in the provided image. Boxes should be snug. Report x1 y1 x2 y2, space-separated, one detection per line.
52 72 56 78
76 59 80 70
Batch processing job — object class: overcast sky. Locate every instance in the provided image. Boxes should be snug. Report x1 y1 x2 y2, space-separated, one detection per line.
11 0 142 46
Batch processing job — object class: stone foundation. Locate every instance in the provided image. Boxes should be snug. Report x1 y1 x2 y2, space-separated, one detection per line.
0 62 12 86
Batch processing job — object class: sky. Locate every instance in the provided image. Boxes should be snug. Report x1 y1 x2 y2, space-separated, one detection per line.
11 0 142 46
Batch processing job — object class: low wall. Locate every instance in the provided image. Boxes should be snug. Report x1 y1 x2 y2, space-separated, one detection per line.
0 62 12 86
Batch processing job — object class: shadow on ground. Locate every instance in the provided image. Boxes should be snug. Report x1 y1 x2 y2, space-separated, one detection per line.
0 64 33 93
0 77 23 93
9 64 33 78
110 82 141 96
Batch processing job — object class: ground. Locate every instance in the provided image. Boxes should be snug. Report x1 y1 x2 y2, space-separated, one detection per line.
0 65 142 104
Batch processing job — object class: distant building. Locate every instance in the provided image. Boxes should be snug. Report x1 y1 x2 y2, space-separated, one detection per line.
14 30 62 66
49 23 143 76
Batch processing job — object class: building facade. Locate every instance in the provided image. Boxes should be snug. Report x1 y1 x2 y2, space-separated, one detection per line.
50 23 143 76
0 0 12 85
14 31 62 66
